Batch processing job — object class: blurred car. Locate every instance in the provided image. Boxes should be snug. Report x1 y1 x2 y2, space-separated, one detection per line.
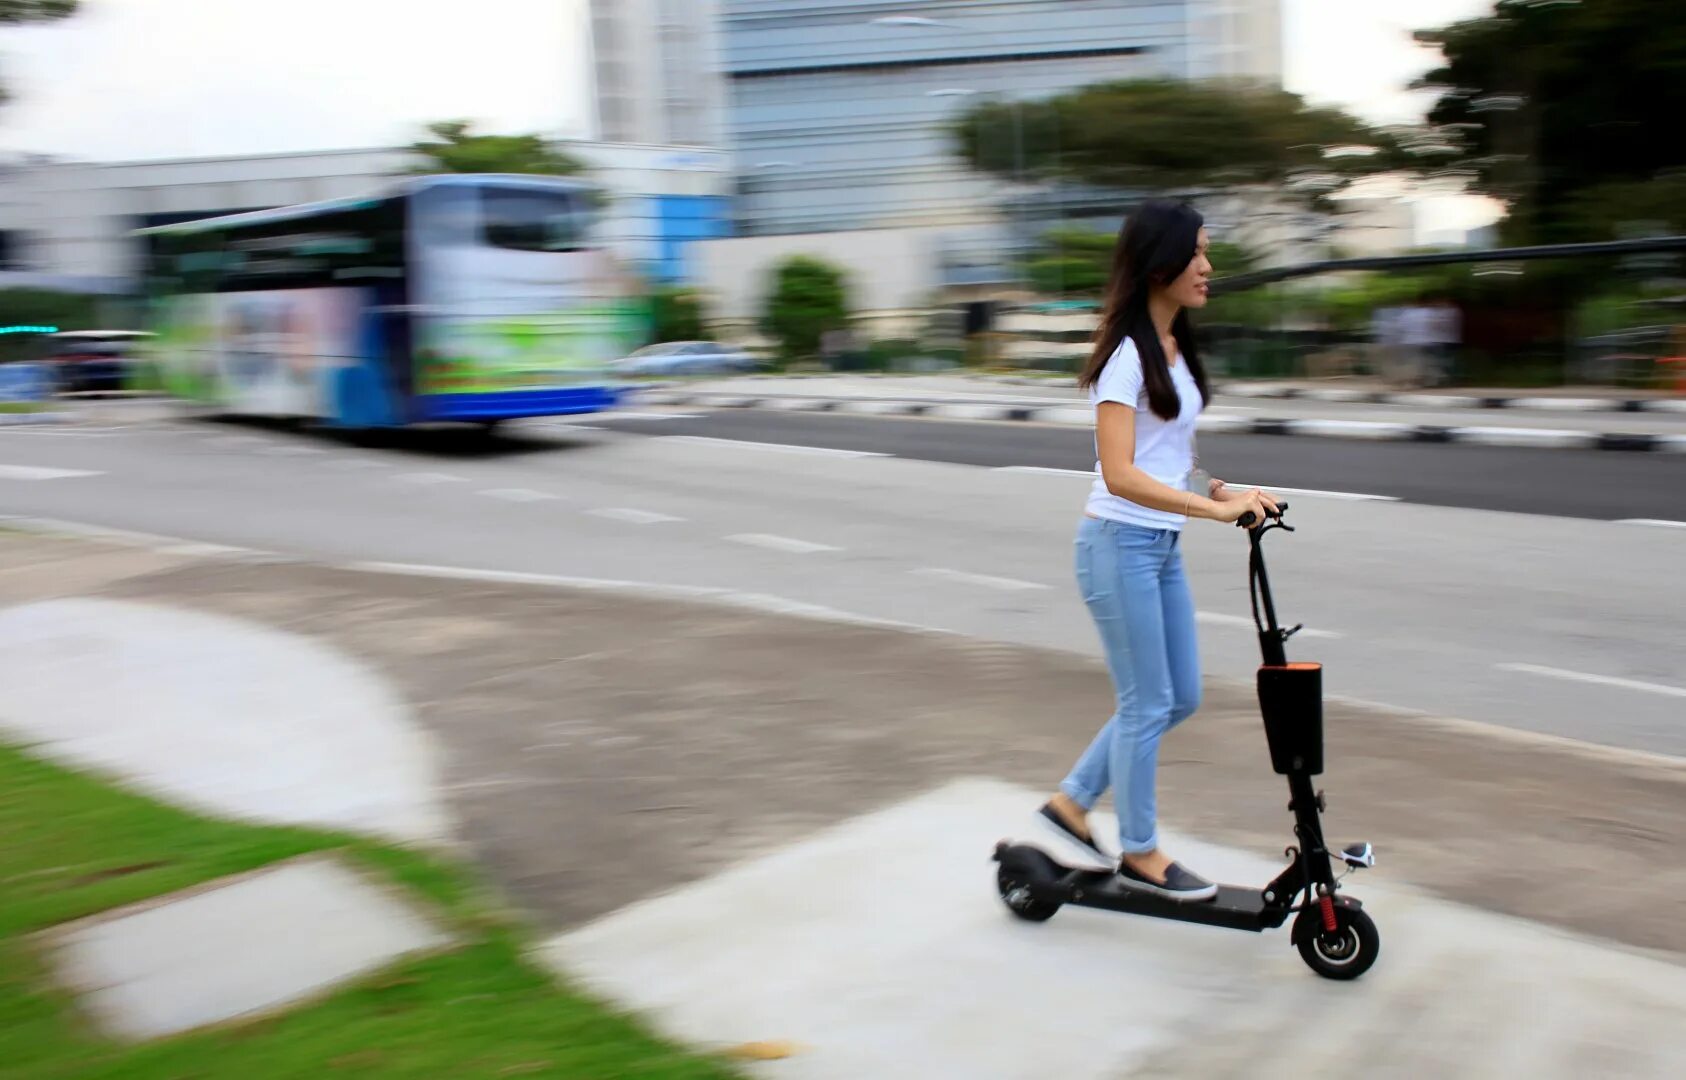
42 331 153 394
613 340 762 377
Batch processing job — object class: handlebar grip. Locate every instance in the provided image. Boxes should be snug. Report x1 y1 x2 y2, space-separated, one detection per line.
1238 500 1290 530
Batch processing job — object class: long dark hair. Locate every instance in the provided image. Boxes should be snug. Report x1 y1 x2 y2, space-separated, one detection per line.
1077 199 1211 421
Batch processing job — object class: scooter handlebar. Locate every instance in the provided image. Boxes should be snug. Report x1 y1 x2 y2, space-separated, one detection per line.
1237 501 1289 530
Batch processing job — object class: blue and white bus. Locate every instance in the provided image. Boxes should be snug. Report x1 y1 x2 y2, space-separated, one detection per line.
138 174 646 430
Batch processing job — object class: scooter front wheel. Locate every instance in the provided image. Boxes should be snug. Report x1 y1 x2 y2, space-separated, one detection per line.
1293 904 1379 980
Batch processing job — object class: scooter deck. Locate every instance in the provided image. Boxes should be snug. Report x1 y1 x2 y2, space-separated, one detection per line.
1051 870 1292 932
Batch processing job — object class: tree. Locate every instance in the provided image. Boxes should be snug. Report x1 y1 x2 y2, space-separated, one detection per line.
648 284 707 344
760 256 850 362
1027 228 1261 298
405 120 587 177
1415 0 1686 243
0 1 78 104
952 79 1427 211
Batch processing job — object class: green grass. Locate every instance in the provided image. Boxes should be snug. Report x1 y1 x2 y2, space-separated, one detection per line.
0 742 739 1079
0 401 46 414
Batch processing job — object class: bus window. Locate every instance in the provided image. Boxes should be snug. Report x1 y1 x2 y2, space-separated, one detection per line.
481 187 586 252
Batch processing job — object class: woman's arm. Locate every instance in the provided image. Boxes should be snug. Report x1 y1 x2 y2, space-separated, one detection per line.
1096 402 1261 522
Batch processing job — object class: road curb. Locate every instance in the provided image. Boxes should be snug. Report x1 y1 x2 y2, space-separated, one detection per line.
0 411 72 426
632 390 1686 453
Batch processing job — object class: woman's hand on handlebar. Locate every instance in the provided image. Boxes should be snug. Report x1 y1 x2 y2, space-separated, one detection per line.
1210 487 1267 526
1207 481 1281 526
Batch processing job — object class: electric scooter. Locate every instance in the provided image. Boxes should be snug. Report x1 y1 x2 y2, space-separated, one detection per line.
990 503 1381 980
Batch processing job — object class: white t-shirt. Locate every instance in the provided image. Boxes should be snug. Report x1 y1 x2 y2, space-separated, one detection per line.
1084 337 1203 530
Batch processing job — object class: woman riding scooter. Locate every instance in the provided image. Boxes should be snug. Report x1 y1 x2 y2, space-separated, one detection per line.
1037 200 1278 901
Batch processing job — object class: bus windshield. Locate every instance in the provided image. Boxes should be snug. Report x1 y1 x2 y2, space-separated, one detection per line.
481 187 587 252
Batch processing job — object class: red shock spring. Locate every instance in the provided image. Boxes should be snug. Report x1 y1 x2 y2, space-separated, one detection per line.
1320 893 1338 932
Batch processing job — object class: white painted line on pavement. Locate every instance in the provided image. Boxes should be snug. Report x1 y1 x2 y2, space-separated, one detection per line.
0 464 103 480
1197 610 1341 639
324 458 389 470
993 465 1094 478
1221 482 1400 503
547 411 702 423
212 435 266 448
480 488 558 503
725 533 840 555
260 445 325 456
341 560 937 632
911 567 1049 591
1498 663 1686 700
589 507 683 524
397 472 468 485
661 435 889 459
1616 518 1686 529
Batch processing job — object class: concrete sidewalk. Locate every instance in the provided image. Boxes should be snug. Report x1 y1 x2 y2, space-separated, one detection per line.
3 530 1683 1073
632 374 1686 452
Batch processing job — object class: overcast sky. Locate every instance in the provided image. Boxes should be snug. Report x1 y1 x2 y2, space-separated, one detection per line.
0 0 1496 161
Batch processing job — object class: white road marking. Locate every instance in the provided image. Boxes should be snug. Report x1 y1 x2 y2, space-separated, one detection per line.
480 488 558 503
212 435 266 448
1222 482 1399 503
549 411 702 423
725 533 841 554
324 458 389 470
661 435 888 459
589 507 683 525
341 560 929 631
1197 610 1341 639
397 472 468 485
1616 518 1686 530
992 465 1094 479
1497 663 1686 700
0 464 102 481
260 445 325 456
911 567 1049 591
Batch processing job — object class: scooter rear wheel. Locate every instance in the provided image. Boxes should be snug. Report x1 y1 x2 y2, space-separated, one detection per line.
995 860 1061 922
1293 904 1379 980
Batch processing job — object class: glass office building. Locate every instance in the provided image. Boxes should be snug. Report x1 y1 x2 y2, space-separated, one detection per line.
721 1 1281 279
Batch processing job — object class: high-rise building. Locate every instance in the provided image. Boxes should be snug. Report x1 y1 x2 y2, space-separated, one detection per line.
1187 0 1284 84
589 0 729 147
721 0 1284 247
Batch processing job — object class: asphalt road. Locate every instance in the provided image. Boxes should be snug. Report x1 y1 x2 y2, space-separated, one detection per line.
582 408 1686 523
3 406 1683 757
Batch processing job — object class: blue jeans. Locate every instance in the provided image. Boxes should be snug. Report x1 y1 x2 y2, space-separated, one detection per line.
1060 516 1202 854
